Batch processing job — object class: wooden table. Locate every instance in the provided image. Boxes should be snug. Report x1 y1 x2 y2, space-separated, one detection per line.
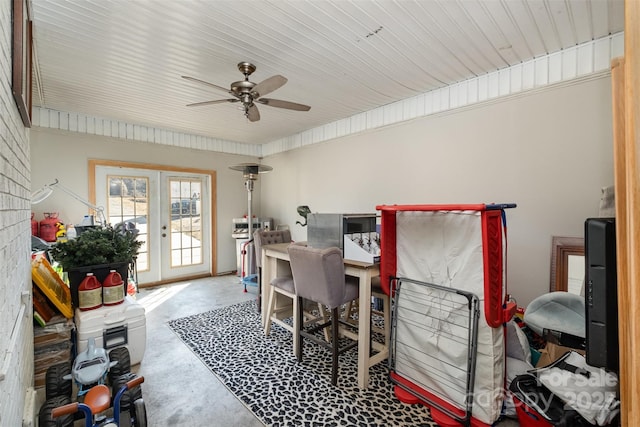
260 242 387 390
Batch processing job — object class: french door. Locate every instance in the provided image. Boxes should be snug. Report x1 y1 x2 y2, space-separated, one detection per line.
95 166 211 284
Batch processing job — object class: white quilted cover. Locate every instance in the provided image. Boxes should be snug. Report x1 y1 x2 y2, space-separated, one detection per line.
394 210 504 425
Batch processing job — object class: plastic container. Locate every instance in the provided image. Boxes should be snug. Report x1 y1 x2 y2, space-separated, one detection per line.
78 273 102 311
66 224 77 240
31 212 39 236
31 257 73 318
127 278 137 297
103 269 125 306
75 296 147 365
81 215 95 226
56 223 67 242
67 262 129 308
40 212 60 242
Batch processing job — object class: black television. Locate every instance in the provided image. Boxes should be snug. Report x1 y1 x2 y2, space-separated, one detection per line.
584 217 619 372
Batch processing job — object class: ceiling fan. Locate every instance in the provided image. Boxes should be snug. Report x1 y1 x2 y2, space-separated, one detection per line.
182 62 311 122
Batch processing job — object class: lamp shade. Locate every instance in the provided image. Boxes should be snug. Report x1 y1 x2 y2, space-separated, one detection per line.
29 179 106 225
31 186 54 204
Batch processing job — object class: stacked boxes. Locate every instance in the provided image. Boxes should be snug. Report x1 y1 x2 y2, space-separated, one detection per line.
33 318 74 388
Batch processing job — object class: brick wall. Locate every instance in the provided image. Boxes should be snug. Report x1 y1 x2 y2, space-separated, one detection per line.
0 0 35 425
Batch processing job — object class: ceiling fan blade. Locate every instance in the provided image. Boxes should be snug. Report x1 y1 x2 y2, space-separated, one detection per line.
247 104 260 122
181 75 232 94
257 98 311 111
252 75 287 97
186 99 239 107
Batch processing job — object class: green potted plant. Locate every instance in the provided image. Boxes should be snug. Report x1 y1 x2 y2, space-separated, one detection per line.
49 224 142 307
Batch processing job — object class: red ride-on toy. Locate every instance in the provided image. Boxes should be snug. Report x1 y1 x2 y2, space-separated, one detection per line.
39 338 145 427
51 375 147 427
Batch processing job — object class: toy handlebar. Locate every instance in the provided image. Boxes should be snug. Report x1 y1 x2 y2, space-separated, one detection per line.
51 402 79 418
51 376 144 421
126 375 144 389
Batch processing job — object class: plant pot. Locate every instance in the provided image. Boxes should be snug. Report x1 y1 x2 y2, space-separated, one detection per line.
67 262 130 308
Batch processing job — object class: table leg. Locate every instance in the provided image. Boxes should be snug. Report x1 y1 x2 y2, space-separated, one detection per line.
357 269 372 389
261 252 275 327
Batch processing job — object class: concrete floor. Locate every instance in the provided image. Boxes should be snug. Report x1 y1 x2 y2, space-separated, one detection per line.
133 274 520 426
134 274 263 427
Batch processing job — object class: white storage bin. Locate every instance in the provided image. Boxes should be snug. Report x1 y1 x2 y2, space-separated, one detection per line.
75 296 146 365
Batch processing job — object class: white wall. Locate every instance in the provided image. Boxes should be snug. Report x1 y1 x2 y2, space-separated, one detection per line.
30 129 261 274
260 76 614 306
0 0 34 424
30 75 614 306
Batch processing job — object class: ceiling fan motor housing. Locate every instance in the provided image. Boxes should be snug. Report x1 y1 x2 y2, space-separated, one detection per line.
231 80 256 96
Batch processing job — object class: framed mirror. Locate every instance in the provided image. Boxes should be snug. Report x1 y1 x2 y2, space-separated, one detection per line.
550 236 585 294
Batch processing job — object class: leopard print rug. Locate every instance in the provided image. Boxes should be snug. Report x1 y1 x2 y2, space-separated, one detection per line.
168 300 436 427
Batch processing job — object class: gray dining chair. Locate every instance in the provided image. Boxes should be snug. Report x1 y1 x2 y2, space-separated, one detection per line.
261 236 329 357
253 228 292 312
287 244 359 386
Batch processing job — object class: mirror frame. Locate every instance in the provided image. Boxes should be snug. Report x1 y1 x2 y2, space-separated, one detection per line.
550 236 585 292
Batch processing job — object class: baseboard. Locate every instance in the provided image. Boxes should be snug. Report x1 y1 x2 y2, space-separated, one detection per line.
22 387 38 427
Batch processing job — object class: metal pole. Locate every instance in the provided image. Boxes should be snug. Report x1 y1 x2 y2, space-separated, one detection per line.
247 182 252 238
244 178 255 280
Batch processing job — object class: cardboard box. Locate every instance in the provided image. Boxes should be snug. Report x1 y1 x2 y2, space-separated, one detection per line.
34 342 72 389
535 342 585 368
74 296 146 365
34 318 74 349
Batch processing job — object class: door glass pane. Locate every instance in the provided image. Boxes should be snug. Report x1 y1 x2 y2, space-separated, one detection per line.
107 176 149 272
169 178 202 267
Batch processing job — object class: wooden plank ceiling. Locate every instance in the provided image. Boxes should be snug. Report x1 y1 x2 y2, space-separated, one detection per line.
30 0 624 145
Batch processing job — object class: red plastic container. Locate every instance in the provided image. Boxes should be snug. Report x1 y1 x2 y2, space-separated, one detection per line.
78 273 102 311
102 269 125 306
40 212 60 242
31 212 39 237
67 262 129 308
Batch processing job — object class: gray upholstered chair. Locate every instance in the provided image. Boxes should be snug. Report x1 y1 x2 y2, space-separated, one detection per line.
287 245 359 386
253 228 292 312
263 242 328 357
264 273 302 357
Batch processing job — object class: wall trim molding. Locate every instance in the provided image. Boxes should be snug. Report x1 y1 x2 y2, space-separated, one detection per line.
32 32 623 158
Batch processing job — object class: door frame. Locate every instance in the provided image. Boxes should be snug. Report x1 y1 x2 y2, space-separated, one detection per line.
88 159 217 284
